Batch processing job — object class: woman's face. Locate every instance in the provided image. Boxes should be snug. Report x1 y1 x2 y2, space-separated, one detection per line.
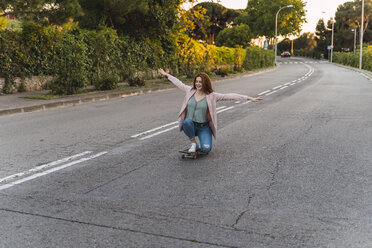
195 77 203 91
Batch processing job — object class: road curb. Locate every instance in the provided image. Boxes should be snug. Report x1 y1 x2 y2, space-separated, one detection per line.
332 63 372 81
0 67 278 117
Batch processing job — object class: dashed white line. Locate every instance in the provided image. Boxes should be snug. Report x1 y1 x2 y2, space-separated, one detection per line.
258 90 271 96
216 106 235 114
0 152 107 191
131 121 178 138
139 125 179 140
265 90 277 96
279 86 288 90
131 106 227 139
272 85 283 90
0 151 93 184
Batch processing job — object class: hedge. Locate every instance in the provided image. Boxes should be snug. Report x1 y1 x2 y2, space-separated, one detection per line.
333 46 372 71
0 22 275 94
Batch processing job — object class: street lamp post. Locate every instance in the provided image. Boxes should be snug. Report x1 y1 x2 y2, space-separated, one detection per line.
352 28 357 54
275 5 293 66
322 11 335 63
360 0 364 70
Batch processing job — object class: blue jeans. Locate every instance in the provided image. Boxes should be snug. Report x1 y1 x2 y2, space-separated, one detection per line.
182 118 213 152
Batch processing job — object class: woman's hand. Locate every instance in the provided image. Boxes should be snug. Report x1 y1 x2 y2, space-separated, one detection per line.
158 68 169 77
249 96 263 102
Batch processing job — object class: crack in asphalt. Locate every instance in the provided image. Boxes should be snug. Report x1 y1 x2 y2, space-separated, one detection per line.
267 161 281 191
83 163 148 194
231 194 255 228
0 208 237 248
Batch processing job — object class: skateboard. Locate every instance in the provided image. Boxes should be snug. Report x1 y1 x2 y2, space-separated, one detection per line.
179 148 208 160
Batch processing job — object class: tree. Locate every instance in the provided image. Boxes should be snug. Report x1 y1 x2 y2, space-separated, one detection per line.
188 2 242 44
236 0 306 42
294 32 317 50
315 18 330 58
0 0 82 25
215 24 253 47
333 0 372 50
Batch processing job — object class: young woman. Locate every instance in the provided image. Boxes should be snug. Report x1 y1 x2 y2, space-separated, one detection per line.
158 69 263 153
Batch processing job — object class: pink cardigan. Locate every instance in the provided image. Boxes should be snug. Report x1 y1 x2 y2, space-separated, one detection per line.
168 75 250 139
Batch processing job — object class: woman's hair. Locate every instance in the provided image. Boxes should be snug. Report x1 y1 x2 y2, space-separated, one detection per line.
193 73 214 93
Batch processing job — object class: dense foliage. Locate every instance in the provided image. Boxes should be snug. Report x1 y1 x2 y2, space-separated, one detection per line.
0 0 280 94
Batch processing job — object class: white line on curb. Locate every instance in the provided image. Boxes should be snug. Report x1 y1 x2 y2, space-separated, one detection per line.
0 152 107 191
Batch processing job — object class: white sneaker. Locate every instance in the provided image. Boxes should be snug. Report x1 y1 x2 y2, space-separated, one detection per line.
188 143 197 153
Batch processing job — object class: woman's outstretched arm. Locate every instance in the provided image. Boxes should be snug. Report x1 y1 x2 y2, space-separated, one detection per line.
158 69 191 92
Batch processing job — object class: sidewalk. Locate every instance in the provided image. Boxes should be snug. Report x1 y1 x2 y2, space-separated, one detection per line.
0 67 276 117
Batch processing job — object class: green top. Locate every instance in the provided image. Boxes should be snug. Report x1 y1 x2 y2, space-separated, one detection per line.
186 95 208 123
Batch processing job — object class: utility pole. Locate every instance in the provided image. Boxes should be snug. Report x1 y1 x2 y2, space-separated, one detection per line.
360 0 364 70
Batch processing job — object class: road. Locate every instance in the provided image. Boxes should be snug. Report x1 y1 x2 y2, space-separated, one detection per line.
1 57 371 247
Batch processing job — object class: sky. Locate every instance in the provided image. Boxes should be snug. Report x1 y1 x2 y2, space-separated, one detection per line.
184 0 351 34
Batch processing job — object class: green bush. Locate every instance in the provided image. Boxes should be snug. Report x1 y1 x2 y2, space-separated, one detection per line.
333 46 372 71
243 47 274 70
128 77 145 87
296 49 322 59
49 32 90 95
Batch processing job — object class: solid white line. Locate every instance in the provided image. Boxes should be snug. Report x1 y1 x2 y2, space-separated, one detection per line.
139 126 178 140
258 90 271 96
241 100 252 105
131 121 178 138
216 106 227 110
235 101 240 104
0 151 93 184
0 152 107 191
265 90 277 96
138 105 232 140
216 106 234 114
272 85 283 90
279 86 288 90
131 106 227 139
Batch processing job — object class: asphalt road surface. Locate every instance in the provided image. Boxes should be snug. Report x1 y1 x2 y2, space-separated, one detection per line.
1 57 371 247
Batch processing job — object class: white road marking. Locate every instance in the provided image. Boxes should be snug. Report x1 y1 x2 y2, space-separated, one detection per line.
265 90 277 96
284 82 291 86
131 106 227 139
280 86 288 90
216 106 234 114
0 152 107 191
290 83 296 85
241 100 252 105
131 121 178 138
0 151 93 184
272 85 283 90
139 125 179 140
258 90 271 96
